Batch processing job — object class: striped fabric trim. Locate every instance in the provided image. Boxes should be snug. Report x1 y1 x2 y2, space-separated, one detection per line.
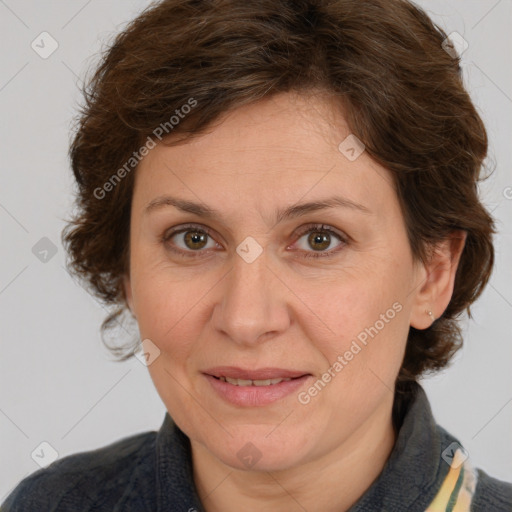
426 448 478 511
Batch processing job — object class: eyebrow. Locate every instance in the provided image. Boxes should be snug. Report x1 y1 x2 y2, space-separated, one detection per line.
144 194 373 223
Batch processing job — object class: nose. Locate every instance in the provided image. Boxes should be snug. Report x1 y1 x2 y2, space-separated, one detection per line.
211 244 291 347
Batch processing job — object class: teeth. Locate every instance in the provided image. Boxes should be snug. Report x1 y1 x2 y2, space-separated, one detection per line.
228 377 252 386
219 376 292 386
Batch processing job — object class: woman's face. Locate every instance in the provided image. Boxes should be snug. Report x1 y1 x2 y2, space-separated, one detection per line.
125 91 428 471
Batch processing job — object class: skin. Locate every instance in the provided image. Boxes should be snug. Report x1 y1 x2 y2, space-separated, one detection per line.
124 90 466 512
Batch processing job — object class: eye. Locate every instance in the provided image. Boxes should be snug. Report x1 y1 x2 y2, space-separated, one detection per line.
291 223 347 259
161 222 347 260
162 223 220 258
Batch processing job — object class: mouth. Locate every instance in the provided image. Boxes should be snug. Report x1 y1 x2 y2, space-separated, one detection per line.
213 376 295 386
203 366 310 382
202 367 312 406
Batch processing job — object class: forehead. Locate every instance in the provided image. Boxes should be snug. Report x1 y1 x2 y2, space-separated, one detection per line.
133 92 395 218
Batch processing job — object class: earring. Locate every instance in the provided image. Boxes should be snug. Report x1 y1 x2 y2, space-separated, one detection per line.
426 309 435 324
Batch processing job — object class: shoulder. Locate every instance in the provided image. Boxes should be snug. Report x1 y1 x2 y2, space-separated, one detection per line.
471 468 512 512
1 430 157 512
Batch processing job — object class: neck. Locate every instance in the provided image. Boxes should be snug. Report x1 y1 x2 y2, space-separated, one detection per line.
191 394 397 512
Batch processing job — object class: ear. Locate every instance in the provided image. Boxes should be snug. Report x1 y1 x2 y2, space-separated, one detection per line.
123 274 135 317
410 230 467 330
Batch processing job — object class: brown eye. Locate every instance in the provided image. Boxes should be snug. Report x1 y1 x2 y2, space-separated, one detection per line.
162 224 219 258
307 231 332 251
183 230 209 250
293 224 347 259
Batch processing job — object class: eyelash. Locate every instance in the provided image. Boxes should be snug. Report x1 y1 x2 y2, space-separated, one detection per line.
161 222 348 260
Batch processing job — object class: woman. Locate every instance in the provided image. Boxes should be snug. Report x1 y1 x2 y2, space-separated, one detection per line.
2 0 511 510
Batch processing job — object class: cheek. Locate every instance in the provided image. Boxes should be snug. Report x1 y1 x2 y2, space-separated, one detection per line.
298 270 409 389
130 262 210 338
136 272 207 423
299 265 404 336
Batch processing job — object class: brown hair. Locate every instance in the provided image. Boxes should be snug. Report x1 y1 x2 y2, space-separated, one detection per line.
62 0 496 395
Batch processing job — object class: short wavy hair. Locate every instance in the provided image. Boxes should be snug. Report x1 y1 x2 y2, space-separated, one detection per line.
62 0 496 395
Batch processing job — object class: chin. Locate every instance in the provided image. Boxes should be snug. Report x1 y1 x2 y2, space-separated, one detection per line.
221 448 303 473
200 426 313 473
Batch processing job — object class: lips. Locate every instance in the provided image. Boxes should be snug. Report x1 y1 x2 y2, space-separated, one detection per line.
203 366 310 381
204 372 313 406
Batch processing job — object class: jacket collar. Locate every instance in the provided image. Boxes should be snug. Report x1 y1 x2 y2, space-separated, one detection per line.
349 382 450 510
156 412 203 512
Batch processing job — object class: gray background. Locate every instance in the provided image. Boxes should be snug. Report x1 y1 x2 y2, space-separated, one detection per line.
1 0 511 500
